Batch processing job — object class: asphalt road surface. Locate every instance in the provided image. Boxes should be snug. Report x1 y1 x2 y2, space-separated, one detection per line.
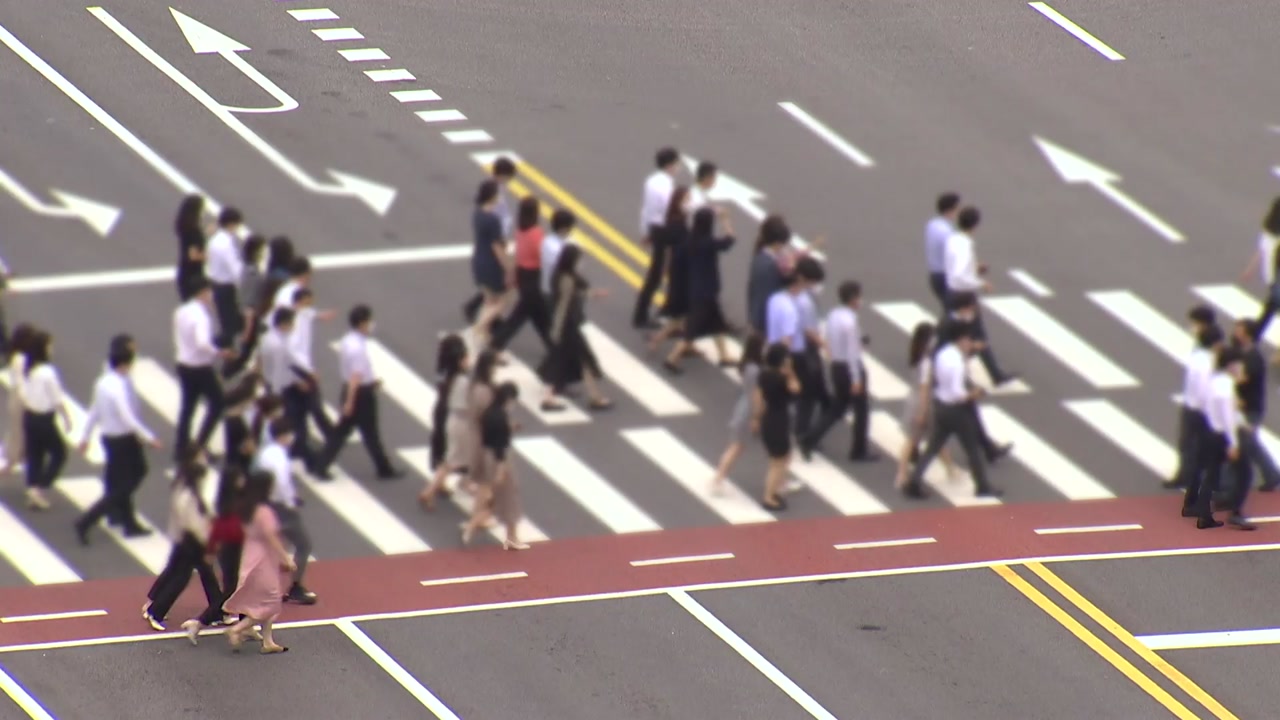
1 0 1279 717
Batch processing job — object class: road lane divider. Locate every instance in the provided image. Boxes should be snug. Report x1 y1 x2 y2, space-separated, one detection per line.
1027 2 1126 61
420 571 529 588
834 537 935 551
1136 628 1280 652
1 610 106 624
777 101 875 168
1033 524 1143 536
630 553 734 568
0 664 55 720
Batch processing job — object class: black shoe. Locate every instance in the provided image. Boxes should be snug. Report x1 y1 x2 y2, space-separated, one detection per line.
849 451 881 463
798 443 813 462
285 584 317 605
986 443 1013 464
311 466 334 481
994 372 1021 386
902 485 928 500
74 521 90 546
1161 478 1186 490
377 468 404 481
123 525 152 538
1260 480 1280 492
1196 517 1224 530
975 486 1004 498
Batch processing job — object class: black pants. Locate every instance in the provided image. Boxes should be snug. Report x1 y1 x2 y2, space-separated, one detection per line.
77 434 147 532
803 361 870 457
1225 429 1254 516
281 385 319 469
147 534 220 623
1255 294 1278 342
1174 409 1208 489
318 384 393 475
945 289 1009 383
1184 430 1226 521
907 401 992 494
22 410 65 489
928 272 947 307
211 282 242 345
632 225 666 327
1240 415 1280 488
175 364 225 459
492 267 551 351
211 541 243 624
789 351 825 440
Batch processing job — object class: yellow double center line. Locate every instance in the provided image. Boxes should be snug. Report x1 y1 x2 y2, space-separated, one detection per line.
995 563 1238 719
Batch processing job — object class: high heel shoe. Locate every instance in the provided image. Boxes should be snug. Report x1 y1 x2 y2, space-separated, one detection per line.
503 539 530 551
226 627 245 652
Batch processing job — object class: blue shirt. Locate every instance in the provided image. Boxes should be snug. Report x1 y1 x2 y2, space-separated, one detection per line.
765 290 805 352
925 216 952 273
471 208 504 287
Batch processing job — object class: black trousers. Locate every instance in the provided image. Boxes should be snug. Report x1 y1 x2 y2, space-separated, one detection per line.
318 384 393 475
1254 295 1278 342
492 267 552 351
22 410 65 489
907 401 992 494
213 541 244 623
147 533 220 623
1174 410 1209 489
928 272 947 307
803 361 870 457
1184 430 1227 521
944 288 1009 383
1225 429 1254 516
211 282 242 345
77 434 147 532
789 351 825 440
281 384 319 469
632 224 666 327
175 364 225 458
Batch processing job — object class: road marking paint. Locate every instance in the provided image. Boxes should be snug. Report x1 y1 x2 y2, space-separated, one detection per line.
513 436 661 533
415 109 466 123
869 410 1002 507
859 353 912 400
1008 268 1053 297
1137 628 1280 651
0 502 82 585
296 459 431 554
338 47 389 62
621 427 774 525
1064 399 1177 480
834 537 936 550
397 448 549 543
983 295 1138 388
288 8 338 21
1087 290 1188 363
312 27 363 41
0 664 55 720
56 477 169 574
365 68 414 82
0 373 102 464
1027 563 1239 720
872 300 1032 394
1192 285 1279 347
1034 523 1143 536
1247 515 1280 523
630 553 735 567
582 325 698 416
671 590 838 720
1 610 105 624
995 565 1198 719
1027 2 1125 61
777 101 874 168
979 405 1116 500
389 89 440 103
441 129 492 144
457 328 589 426
335 620 462 720
420 571 528 588
131 357 226 465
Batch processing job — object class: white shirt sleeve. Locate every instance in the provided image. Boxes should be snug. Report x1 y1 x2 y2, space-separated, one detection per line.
944 234 983 291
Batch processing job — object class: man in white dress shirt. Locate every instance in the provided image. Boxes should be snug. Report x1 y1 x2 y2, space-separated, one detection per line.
173 278 234 461
632 147 681 329
687 161 717 214
925 193 960 306
1165 306 1218 489
260 307 319 473
203 207 247 345
1185 345 1253 530
801 281 877 462
1177 324 1225 503
287 287 337 446
943 206 1016 386
901 322 1002 500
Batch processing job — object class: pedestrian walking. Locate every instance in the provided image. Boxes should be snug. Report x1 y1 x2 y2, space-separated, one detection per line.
464 349 497 498
943 207 1017 385
648 186 692 364
462 381 528 550
755 343 800 511
173 278 234 460
687 161 718 213
925 193 960 306
1230 320 1280 491
1168 317 1222 490
709 333 764 494
142 454 220 633
540 209 576 297
285 287 337 445
469 180 512 350
255 417 316 605
894 322 957 487
1249 203 1280 339
463 157 518 326
935 292 1013 464
801 280 877 462
633 147 681 329
1 323 36 474
174 195 208 301
668 206 736 369
178 465 257 645
203 207 248 344
221 374 262 473
421 334 470 510
491 196 553 352
764 256 825 439
259 308 319 473
537 245 613 412
19 330 70 510
746 215 791 334
222 469 293 655
1185 346 1252 530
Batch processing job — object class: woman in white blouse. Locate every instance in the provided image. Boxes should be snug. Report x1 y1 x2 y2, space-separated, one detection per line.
20 331 70 509
1 323 36 475
895 322 957 488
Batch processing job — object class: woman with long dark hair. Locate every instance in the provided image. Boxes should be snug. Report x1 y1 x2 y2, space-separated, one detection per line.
895 322 956 488
463 381 528 550
142 454 221 634
470 180 512 350
19 331 69 509
665 206 737 372
2 323 36 474
647 186 692 363
222 469 292 654
174 194 208 300
709 333 765 493
178 465 258 644
537 245 613 411
754 343 800 511
491 196 552 352
464 349 498 497
421 334 471 510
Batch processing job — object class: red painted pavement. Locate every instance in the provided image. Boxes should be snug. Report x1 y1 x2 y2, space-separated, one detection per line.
2 493 1276 649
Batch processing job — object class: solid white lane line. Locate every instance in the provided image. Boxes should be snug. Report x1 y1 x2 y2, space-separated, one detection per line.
397 448 549 544
979 405 1116 500
1028 2 1125 61
834 537 936 550
339 48 389 62
389 89 440 103
1008 268 1053 297
670 590 839 720
441 130 493 145
336 620 462 720
56 478 169 574
0 503 81 585
288 9 339 21
872 300 1032 395
983 295 1139 389
777 101 874 168
631 553 735 567
312 27 363 41
582 325 698 416
420 571 528 588
1063 399 1177 480
0 663 55 720
415 109 466 123
621 428 774 525
514 436 660 533
1136 628 1280 651
1 610 106 624
365 68 415 82
1034 524 1143 535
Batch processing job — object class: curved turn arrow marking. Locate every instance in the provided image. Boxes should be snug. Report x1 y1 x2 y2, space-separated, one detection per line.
170 9 297 114
0 168 121 237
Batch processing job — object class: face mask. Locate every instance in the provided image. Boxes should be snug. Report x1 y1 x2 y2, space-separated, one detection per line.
367 321 377 334
811 284 825 297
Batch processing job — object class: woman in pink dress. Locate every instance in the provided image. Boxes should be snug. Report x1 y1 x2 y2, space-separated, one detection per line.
222 470 294 654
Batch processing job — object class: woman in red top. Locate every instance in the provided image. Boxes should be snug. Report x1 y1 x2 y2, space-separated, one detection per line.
490 197 552 353
178 465 255 643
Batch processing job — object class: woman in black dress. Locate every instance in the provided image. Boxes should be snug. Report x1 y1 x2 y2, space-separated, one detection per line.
470 180 511 350
648 186 692 369
664 205 737 372
754 343 800 511
537 245 612 412
174 195 208 301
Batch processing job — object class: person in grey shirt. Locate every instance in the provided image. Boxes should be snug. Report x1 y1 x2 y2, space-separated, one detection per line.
747 215 791 334
925 193 960 307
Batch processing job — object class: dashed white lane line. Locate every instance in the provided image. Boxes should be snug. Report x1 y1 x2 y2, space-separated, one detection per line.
312 27 363 41
364 68 414 82
416 109 466 123
420 571 529 588
339 48 390 62
1027 2 1125 61
1 610 107 624
389 89 440 103
834 537 937 551
1034 523 1143 536
288 8 339 22
1008 268 1053 297
442 129 494 145
1247 516 1280 524
630 553 735 568
777 100 875 168
1137 628 1280 651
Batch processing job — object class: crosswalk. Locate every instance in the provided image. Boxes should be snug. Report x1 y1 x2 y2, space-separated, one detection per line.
0 281 1276 588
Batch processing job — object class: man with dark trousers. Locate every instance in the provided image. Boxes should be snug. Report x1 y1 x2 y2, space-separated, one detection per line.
801 280 877 462
935 292 1013 464
313 305 401 480
1185 345 1253 530
765 257 825 440
632 147 680 329
1230 319 1280 492
925 193 960 307
1168 317 1222 490
173 278 234 461
942 206 1017 385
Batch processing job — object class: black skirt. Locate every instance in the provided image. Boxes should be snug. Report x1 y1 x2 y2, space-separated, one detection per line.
686 299 729 339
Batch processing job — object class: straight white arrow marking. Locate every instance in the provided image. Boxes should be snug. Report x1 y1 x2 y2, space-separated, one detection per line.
90 7 396 215
1033 136 1183 243
171 9 298 113
0 168 121 236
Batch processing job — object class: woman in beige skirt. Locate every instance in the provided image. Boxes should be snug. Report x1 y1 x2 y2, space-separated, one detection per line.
420 334 471 510
2 324 37 473
462 381 526 550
